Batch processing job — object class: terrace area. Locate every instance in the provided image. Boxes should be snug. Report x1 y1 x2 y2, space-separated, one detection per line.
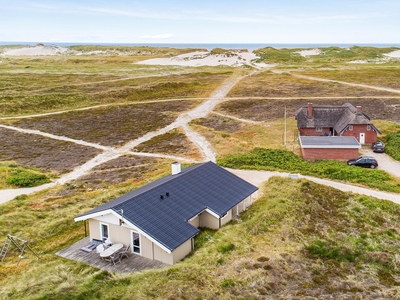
56 237 169 273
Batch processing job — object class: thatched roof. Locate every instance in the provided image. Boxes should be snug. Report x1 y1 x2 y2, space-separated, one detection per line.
295 103 380 134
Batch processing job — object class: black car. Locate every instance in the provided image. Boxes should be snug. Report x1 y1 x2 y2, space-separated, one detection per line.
347 156 378 169
372 141 385 153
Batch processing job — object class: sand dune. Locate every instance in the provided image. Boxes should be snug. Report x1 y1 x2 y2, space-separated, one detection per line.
385 50 400 58
2 45 68 56
136 51 272 68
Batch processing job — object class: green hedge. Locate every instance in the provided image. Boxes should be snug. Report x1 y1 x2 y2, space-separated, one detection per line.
218 148 400 193
384 131 400 161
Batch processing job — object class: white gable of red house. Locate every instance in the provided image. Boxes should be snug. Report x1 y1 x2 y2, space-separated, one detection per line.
295 103 381 144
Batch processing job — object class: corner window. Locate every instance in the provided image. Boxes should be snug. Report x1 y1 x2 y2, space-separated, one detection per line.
349 125 353 131
316 127 322 132
367 125 371 131
132 231 141 254
100 223 109 241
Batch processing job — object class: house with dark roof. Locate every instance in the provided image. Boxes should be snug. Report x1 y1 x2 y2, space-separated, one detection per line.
295 103 381 160
295 103 380 144
74 161 258 265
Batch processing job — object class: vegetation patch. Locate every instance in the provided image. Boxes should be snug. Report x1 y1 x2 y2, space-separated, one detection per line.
0 128 101 173
0 68 232 116
65 155 164 192
228 70 396 98
298 67 400 89
218 148 400 192
133 128 202 160
5 101 200 147
0 162 52 189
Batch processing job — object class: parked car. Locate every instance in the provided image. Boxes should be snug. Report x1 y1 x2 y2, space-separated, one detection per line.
347 156 378 169
372 141 385 153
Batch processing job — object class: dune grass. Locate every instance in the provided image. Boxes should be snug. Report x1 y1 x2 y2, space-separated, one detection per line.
227 70 396 98
297 67 400 89
0 71 232 117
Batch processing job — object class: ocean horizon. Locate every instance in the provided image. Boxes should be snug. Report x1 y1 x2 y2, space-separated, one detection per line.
1 42 400 52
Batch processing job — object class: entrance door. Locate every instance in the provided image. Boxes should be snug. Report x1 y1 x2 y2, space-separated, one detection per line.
360 133 365 144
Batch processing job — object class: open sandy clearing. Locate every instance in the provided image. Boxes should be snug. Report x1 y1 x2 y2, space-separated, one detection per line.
296 48 321 57
137 51 272 68
384 50 400 58
1 45 68 56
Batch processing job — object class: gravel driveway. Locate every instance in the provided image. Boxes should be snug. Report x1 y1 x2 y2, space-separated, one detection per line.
360 148 400 179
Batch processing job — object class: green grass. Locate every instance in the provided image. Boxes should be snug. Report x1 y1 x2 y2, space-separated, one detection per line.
0 71 232 117
0 162 53 188
383 130 400 161
217 148 400 192
298 67 400 89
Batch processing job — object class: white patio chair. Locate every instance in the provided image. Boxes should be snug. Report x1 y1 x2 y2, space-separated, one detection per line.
96 244 104 253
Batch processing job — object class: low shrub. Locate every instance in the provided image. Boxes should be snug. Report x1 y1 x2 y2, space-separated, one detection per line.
217 148 400 193
6 169 51 187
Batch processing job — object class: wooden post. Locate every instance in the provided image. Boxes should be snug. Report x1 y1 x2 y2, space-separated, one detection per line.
84 220 87 237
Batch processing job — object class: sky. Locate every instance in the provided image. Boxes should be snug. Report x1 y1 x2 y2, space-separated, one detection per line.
1 0 399 44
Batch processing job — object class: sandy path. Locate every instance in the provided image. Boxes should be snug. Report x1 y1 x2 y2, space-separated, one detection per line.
212 112 268 125
0 124 111 150
227 169 400 204
291 73 400 94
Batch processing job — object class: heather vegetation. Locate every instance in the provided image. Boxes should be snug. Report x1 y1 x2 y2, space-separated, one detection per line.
218 148 400 193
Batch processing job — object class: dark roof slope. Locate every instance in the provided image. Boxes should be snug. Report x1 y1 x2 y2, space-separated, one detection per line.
76 162 258 252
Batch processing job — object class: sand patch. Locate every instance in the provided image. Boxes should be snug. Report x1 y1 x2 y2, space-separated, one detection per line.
136 51 272 68
297 48 321 57
384 50 400 58
2 45 68 56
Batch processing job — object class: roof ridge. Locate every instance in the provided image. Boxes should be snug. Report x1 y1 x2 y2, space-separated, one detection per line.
113 162 208 207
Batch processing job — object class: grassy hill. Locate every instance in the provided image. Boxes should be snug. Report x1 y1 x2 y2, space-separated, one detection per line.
1 177 400 299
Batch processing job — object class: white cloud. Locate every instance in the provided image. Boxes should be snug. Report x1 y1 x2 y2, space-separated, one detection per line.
140 34 174 39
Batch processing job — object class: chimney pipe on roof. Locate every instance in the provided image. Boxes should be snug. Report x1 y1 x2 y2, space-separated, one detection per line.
307 103 313 117
171 162 181 175
356 106 362 114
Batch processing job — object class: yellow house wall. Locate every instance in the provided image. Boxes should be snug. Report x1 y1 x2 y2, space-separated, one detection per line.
220 210 232 226
199 211 219 229
172 239 192 264
188 215 200 228
154 243 173 265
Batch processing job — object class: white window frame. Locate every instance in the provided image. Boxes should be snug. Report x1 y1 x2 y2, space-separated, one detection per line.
367 125 371 131
131 230 141 255
348 125 353 131
316 127 322 132
100 222 109 242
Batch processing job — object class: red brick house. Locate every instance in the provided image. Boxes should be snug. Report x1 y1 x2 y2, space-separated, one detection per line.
295 103 381 144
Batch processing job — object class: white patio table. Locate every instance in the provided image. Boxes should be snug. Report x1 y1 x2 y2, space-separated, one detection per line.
99 243 124 258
